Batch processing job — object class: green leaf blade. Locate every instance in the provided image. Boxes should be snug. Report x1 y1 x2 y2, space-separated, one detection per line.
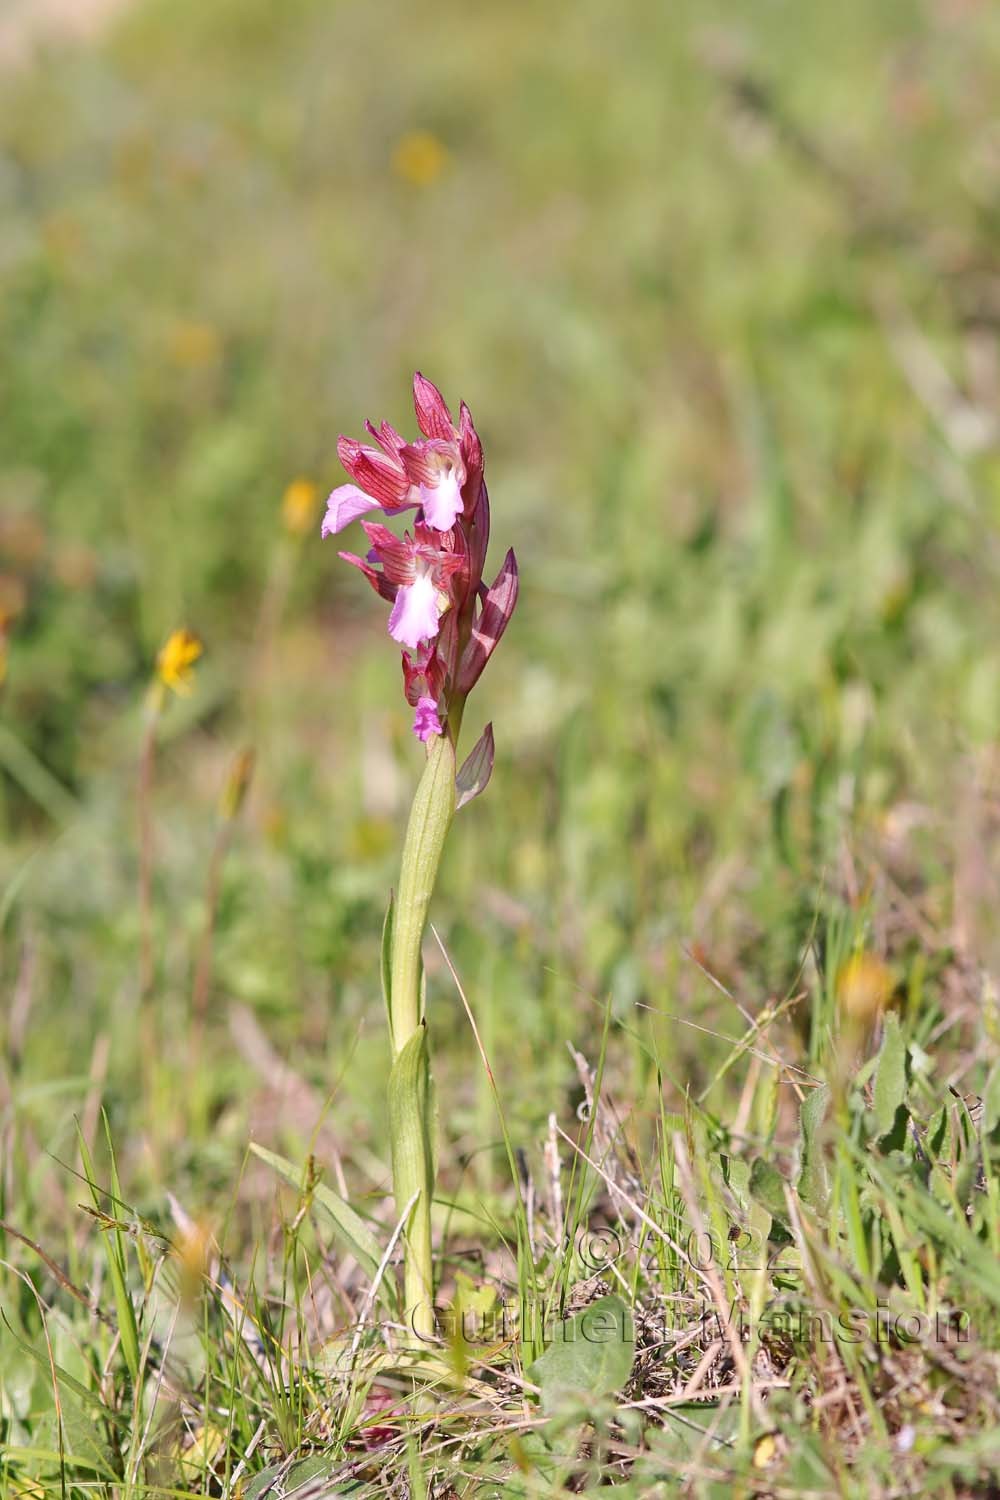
249 1144 391 1309
526 1294 635 1414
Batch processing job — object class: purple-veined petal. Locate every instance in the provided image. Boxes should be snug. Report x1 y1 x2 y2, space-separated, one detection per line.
337 437 415 510
456 547 518 693
322 484 380 536
387 572 442 650
360 521 417 585
466 480 490 587
413 372 454 441
412 695 444 742
338 550 397 602
458 401 483 495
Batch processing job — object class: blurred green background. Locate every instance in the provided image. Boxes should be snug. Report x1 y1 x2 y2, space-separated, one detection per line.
2 0 1000 1235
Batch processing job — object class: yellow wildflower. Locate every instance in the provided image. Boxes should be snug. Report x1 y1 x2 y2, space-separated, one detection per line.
838 952 894 1025
173 1214 214 1304
753 1433 779 1469
392 129 449 187
167 320 222 369
156 628 203 696
281 477 320 536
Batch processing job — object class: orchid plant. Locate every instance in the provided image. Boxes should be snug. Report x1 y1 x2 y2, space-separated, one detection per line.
322 373 518 1344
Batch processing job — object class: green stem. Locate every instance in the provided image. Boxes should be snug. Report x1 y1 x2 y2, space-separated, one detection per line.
390 732 457 1054
389 729 457 1343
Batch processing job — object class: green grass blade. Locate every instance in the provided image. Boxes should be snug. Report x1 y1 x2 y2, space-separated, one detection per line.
75 1117 140 1385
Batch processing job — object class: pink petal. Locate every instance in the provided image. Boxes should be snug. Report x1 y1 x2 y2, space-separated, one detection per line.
338 550 397 602
364 418 407 457
322 485 380 536
413 696 446 744
419 470 464 531
360 521 416 585
412 695 444 742
337 437 415 509
466 480 490 588
459 401 483 491
456 547 518 693
387 573 442 650
412 372 454 441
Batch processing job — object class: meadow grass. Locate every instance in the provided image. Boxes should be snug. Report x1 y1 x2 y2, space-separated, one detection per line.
2 0 1000 1493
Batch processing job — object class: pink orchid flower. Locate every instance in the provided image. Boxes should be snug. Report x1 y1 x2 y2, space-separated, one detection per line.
411 695 444 742
339 522 464 651
321 373 515 743
322 373 477 539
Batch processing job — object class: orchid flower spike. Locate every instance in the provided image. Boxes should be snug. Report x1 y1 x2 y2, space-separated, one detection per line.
322 373 518 746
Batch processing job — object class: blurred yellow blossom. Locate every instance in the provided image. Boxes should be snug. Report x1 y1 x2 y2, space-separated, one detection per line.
156 628 203 696
42 212 83 263
392 129 450 187
262 802 288 848
753 1433 778 1469
838 952 894 1025
172 1212 215 1306
281 478 320 536
167 320 222 369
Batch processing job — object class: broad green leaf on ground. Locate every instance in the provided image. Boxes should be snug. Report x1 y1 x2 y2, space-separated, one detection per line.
527 1294 635 1413
246 1454 331 1499
2 1323 129 1432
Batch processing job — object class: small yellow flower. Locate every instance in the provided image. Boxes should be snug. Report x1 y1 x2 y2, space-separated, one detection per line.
838 952 894 1025
173 1214 214 1304
42 212 83 262
753 1433 779 1469
167 320 222 369
391 129 450 187
156 628 203 696
281 478 320 537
